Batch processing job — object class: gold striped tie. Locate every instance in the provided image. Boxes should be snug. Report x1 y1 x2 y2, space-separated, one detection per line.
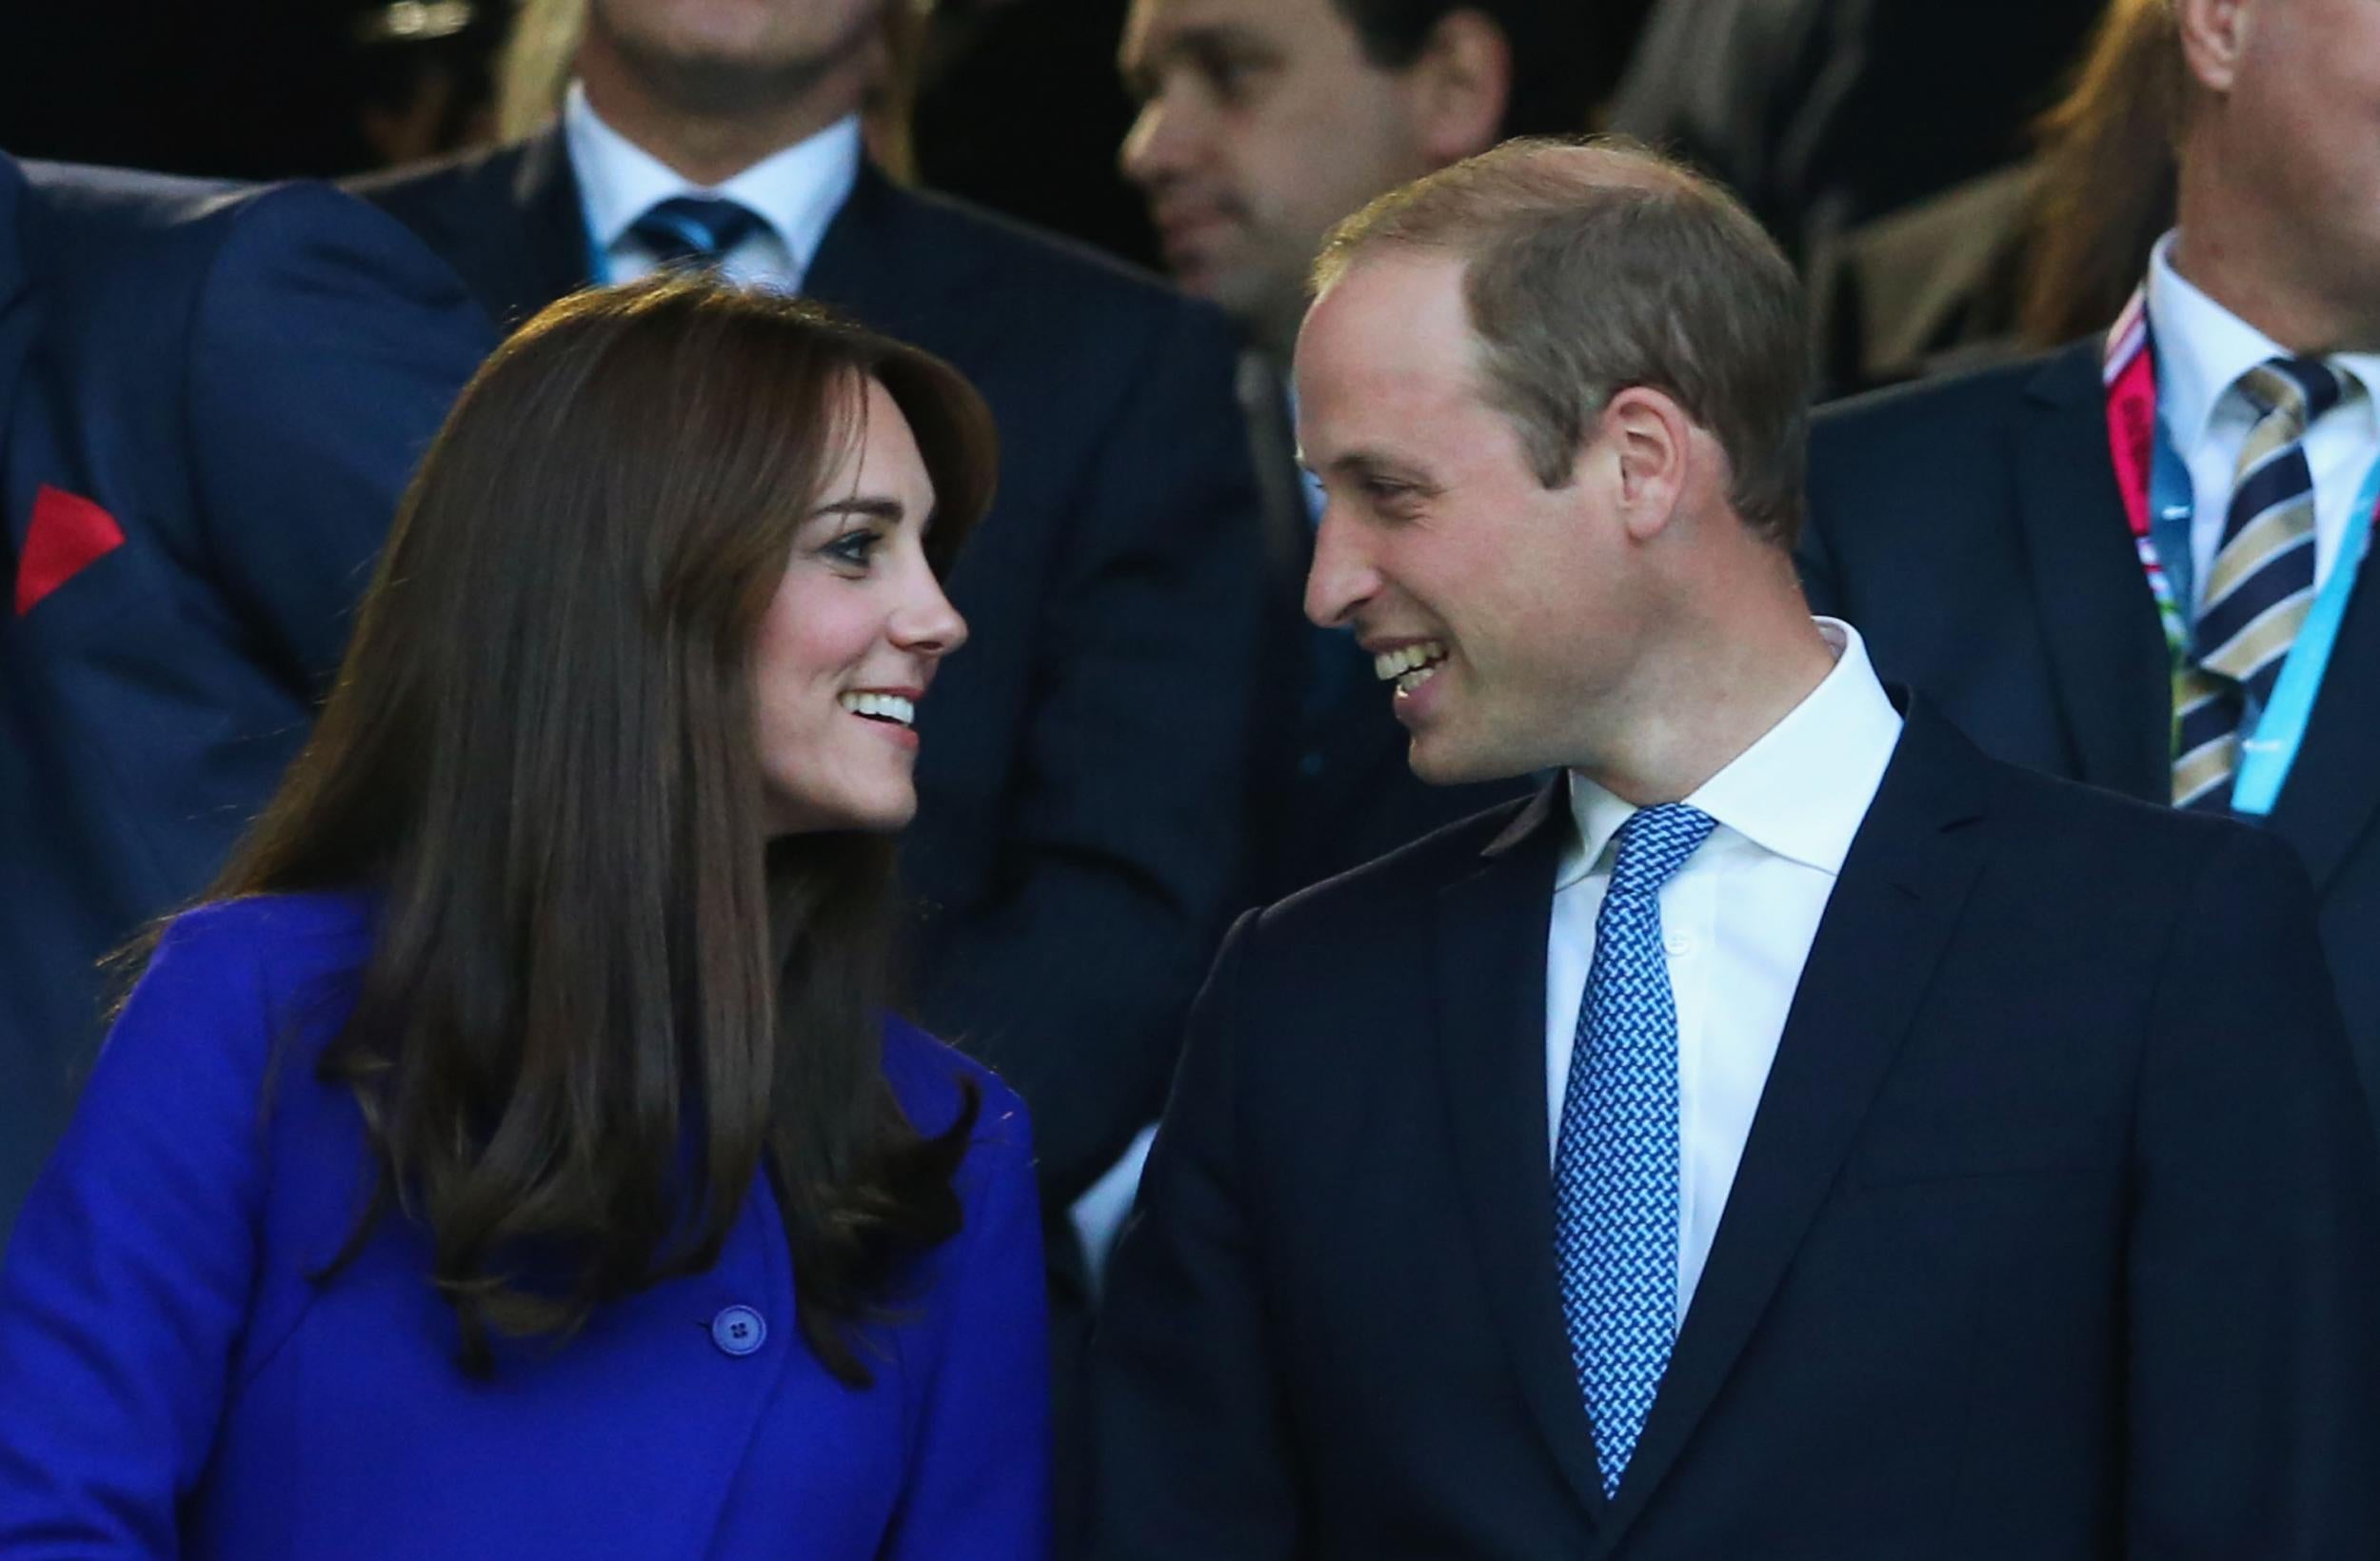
2172 358 2344 811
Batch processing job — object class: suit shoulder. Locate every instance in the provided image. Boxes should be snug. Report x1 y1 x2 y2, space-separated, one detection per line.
1255 788 1546 936
880 182 1233 341
345 138 528 227
1975 750 2292 894
1813 345 2065 450
881 1014 1032 1152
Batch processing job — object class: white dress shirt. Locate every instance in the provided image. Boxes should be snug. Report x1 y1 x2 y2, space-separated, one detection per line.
2145 231 2380 605
562 81 862 292
1544 619 1903 1325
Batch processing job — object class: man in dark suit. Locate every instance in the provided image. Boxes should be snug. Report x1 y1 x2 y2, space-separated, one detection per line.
1804 0 2380 1119
1118 0 1629 899
1092 138 2380 1558
0 153 492 1237
350 0 1265 1546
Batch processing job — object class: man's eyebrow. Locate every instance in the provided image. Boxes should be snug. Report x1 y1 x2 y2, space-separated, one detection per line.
1122 23 1271 94
1316 449 1425 483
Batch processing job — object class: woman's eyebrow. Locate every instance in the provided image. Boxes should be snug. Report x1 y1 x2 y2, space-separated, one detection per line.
809 496 905 523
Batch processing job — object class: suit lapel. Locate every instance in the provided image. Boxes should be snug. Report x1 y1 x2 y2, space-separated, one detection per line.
1433 782 1612 1528
1598 701 1993 1545
501 127 596 325
2266 545 2380 891
0 158 33 489
2011 342 2170 801
804 168 993 345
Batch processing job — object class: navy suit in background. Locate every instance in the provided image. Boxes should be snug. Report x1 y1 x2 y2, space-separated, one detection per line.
1093 699 2380 1557
1233 351 1527 905
1803 342 2380 1123
0 155 492 1236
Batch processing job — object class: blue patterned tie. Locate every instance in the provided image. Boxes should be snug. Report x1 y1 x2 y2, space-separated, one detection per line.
2172 356 2344 811
1555 801 1716 1498
627 195 765 270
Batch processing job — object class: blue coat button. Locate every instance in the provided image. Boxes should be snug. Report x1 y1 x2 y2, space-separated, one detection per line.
710 1305 766 1356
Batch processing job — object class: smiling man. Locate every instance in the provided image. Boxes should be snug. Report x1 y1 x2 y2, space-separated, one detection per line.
1118 0 1623 901
1090 138 2380 1559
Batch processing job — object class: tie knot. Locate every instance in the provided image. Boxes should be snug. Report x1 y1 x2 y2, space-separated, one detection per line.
628 196 766 268
2236 356 2345 432
1606 803 1716 900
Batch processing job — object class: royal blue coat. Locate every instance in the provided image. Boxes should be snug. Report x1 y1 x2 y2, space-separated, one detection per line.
0 891 1050 1559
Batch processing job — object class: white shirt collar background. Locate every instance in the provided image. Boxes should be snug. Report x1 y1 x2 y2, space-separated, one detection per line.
563 81 863 292
2145 229 2380 603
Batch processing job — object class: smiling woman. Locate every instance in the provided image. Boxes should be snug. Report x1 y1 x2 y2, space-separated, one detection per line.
0 278 1050 1561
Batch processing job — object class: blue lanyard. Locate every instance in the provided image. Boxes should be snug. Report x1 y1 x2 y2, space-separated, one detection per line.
2150 418 2380 816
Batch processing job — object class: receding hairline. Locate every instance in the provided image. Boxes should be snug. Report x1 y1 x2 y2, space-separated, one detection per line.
1311 137 1716 297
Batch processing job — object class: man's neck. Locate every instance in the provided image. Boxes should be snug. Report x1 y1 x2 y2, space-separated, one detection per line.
2172 157 2380 356
577 31 863 188
1578 568 1836 808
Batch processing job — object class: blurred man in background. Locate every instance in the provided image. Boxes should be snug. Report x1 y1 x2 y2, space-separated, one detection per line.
1118 0 1635 903
0 154 490 1239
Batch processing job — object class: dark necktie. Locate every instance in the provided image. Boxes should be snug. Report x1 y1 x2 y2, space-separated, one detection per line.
626 195 766 271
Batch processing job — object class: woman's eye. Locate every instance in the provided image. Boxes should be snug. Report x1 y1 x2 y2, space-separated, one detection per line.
824 529 882 567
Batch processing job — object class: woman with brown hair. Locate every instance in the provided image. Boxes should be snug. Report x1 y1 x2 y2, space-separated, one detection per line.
0 275 1046 1558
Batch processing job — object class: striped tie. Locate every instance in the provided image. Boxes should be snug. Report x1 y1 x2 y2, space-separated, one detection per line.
627 195 765 271
1556 802 1716 1498
2172 357 2344 811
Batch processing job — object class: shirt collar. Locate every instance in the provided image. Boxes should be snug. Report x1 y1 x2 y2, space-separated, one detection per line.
563 81 862 283
2147 228 2380 441
1558 619 1904 889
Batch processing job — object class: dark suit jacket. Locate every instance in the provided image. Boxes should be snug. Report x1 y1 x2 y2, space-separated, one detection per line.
353 129 1267 1210
1092 700 2380 1558
1232 351 1526 904
1804 341 2380 1121
0 156 491 1236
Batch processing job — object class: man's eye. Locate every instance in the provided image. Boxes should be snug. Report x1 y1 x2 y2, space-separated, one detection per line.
1194 49 1265 105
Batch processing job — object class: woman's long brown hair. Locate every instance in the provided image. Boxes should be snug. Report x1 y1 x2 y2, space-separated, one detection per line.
202 275 1000 1384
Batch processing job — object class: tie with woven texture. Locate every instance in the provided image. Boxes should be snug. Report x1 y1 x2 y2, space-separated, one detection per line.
1555 801 1716 1498
2172 356 2345 810
627 195 766 271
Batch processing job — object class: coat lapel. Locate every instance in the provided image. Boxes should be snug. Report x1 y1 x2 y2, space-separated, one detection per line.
2011 342 2170 801
1597 700 1993 1546
1432 782 1612 1528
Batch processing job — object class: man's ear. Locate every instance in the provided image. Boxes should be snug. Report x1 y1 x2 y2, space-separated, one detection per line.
1406 10 1513 167
2174 0 2254 96
1599 387 1693 543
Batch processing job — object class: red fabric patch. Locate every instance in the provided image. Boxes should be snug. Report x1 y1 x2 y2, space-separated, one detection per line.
15 485 126 616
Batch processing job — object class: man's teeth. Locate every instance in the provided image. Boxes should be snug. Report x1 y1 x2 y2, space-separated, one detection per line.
1373 642 1448 692
838 691 916 727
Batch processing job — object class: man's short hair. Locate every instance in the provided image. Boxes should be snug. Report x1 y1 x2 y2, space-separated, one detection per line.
1314 136 1811 547
1329 1 1618 140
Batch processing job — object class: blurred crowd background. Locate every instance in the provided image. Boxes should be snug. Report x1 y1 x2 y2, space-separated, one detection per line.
1 0 2129 397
